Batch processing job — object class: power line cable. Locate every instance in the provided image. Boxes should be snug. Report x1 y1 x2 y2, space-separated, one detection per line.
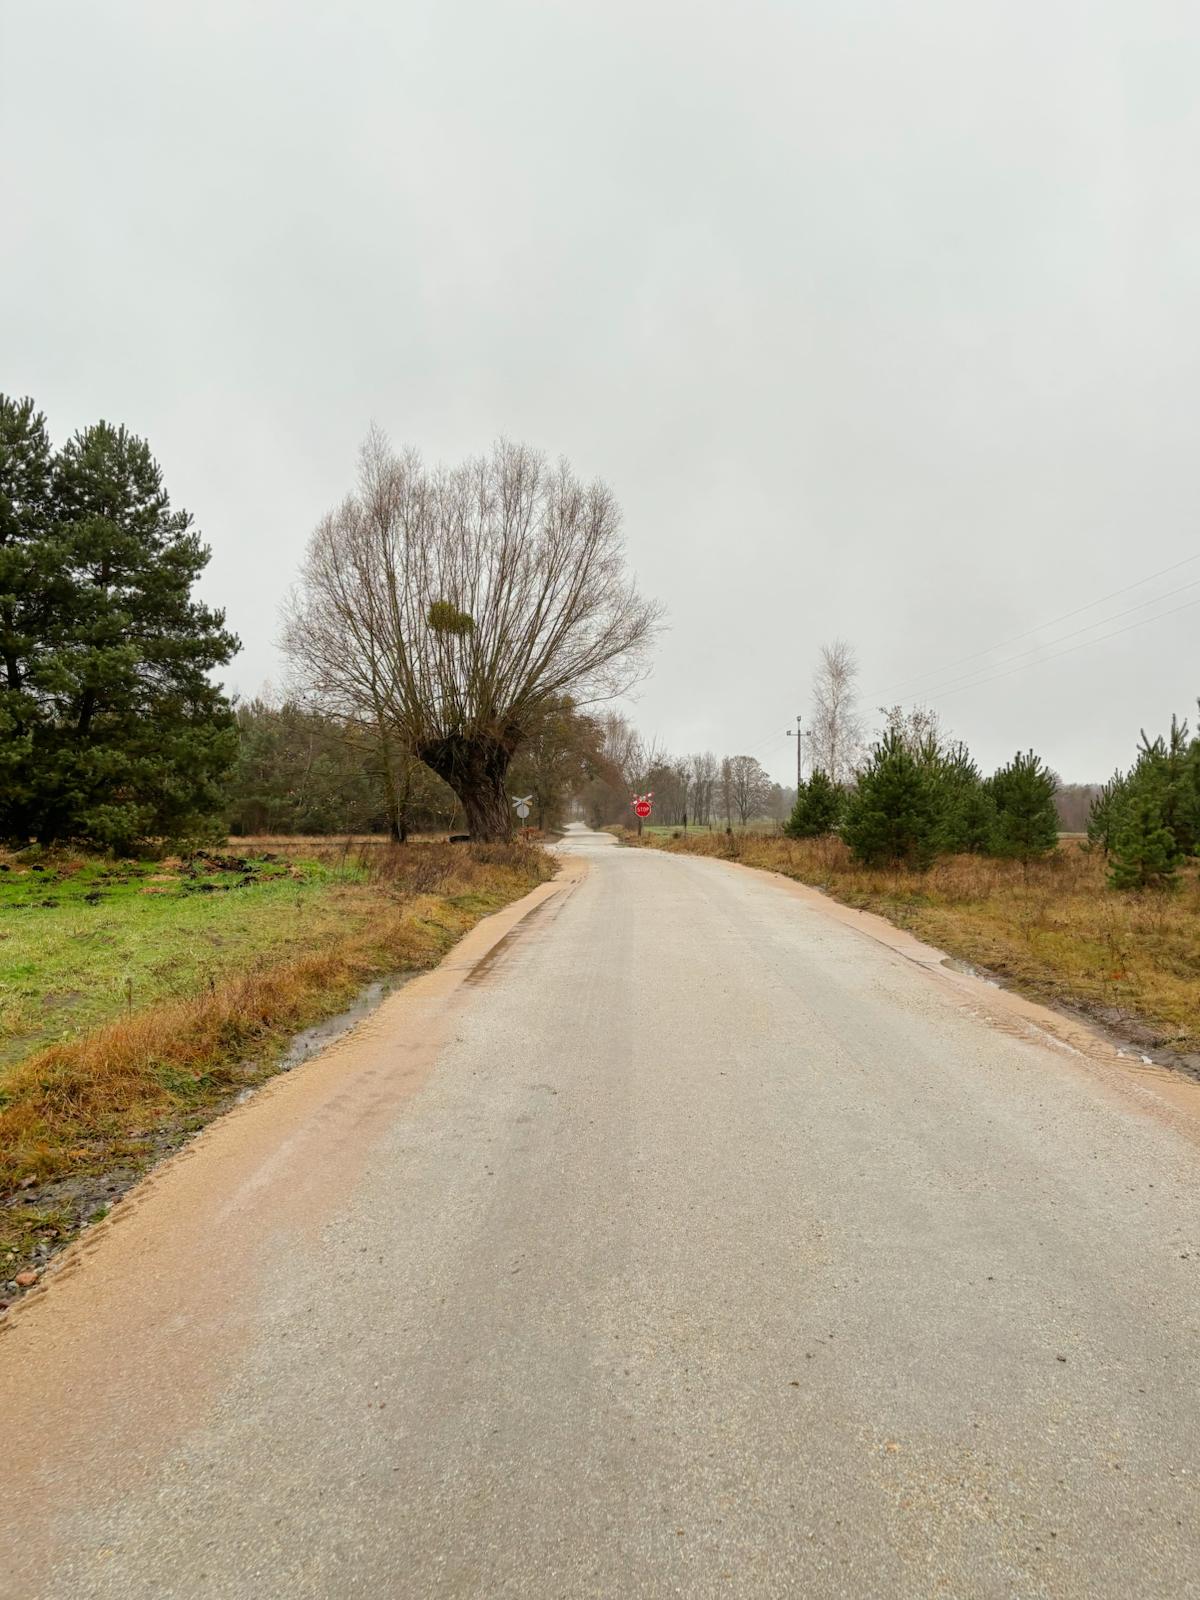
882 575 1200 707
919 591 1200 707
738 726 792 760
866 550 1200 705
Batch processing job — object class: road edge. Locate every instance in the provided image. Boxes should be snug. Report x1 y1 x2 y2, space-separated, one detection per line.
671 849 1200 1146
0 852 589 1327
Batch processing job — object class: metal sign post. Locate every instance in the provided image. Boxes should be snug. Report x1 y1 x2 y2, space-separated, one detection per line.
511 794 533 837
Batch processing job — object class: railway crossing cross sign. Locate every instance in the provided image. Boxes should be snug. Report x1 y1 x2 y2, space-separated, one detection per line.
512 794 533 821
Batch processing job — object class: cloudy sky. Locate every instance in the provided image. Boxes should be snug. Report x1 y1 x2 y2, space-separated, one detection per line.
4 0 1198 783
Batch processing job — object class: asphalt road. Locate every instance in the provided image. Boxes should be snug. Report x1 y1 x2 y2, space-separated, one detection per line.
3 825 1199 1599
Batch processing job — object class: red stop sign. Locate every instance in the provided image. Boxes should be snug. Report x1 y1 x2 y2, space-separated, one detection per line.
634 799 652 818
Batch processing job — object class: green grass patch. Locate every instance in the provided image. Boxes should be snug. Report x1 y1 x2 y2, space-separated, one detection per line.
0 840 555 1292
0 851 362 1064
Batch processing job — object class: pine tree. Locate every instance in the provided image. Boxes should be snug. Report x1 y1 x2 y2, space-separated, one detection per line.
1087 768 1128 856
1108 783 1180 891
1187 705 1200 855
932 741 995 854
1129 717 1198 859
987 750 1058 863
0 404 239 851
784 768 843 838
0 397 59 819
842 731 941 868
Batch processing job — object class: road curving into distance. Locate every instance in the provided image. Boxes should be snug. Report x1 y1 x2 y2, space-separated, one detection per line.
2 822 1198 1598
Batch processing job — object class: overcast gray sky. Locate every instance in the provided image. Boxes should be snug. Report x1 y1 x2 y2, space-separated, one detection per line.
4 0 1198 783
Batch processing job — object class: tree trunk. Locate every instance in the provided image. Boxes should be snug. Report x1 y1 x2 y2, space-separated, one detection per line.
419 731 516 842
395 761 412 844
372 714 405 844
462 778 514 841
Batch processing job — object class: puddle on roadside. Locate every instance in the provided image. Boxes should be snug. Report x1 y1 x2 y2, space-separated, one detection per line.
229 981 403 1105
936 958 1200 1084
940 955 999 987
272 976 412 1074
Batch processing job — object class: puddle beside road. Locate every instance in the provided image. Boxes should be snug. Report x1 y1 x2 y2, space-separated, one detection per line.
275 977 409 1072
940 955 1000 986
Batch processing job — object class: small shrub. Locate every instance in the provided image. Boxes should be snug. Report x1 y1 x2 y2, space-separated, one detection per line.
1109 787 1180 891
784 770 844 838
987 751 1059 863
842 733 941 868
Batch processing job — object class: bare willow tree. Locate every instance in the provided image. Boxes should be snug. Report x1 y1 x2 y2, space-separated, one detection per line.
284 432 662 839
809 639 864 784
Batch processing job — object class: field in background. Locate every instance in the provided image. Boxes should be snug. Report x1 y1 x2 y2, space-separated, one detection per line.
1 838 553 1282
629 830 1200 1058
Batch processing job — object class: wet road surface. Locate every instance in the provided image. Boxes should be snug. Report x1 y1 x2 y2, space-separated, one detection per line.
2 825 1198 1597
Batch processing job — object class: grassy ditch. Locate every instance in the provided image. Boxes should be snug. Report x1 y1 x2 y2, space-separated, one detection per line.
1 840 553 1288
631 829 1200 1059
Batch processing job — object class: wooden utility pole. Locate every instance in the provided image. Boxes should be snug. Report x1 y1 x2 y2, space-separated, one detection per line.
786 714 802 789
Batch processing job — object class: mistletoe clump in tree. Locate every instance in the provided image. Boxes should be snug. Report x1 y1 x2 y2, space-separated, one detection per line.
0 396 238 852
284 432 662 840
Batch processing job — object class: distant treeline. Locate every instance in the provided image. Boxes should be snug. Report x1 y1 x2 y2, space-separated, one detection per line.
2 393 1193 873
227 698 463 839
1054 784 1101 833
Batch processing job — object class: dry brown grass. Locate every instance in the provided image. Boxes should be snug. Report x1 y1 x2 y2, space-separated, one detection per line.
229 832 449 850
634 830 1200 1055
0 841 552 1268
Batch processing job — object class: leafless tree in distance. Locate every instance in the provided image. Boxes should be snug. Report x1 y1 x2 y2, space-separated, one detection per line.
809 639 864 784
720 756 734 829
877 702 946 755
726 754 772 825
688 751 718 827
576 711 664 828
283 431 663 839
